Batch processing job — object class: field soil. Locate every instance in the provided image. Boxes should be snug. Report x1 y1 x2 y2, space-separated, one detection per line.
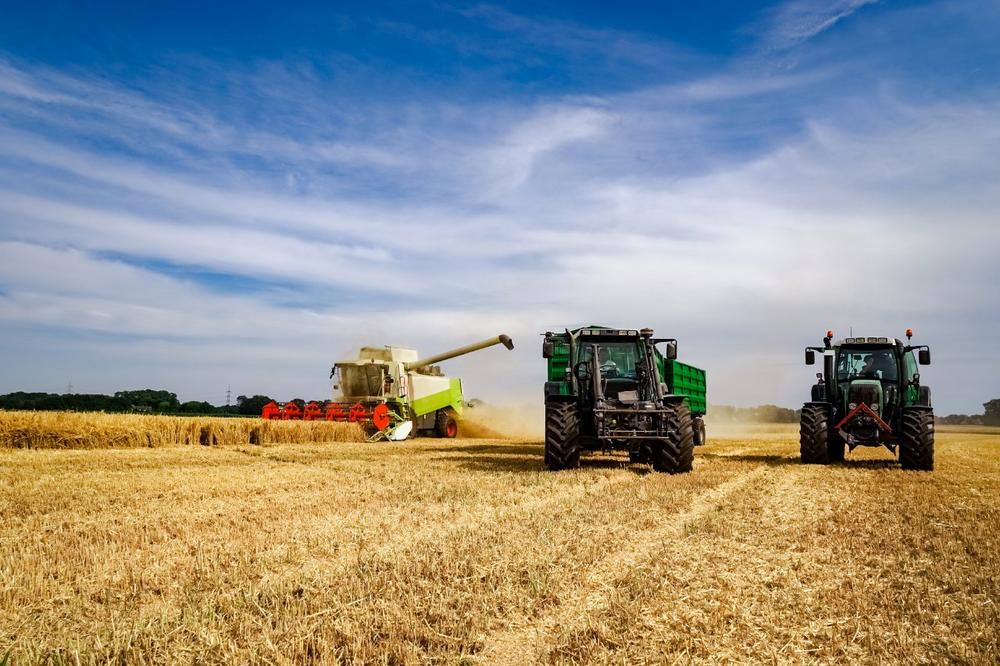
1 425 998 664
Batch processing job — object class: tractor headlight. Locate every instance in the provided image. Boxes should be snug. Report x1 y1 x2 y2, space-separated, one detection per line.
849 402 857 410
870 403 879 411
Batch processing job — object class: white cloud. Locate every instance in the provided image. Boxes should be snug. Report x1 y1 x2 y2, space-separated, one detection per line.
760 0 880 50
0 38 998 412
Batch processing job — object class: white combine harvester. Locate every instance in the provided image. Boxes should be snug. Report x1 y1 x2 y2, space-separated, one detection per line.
264 334 514 441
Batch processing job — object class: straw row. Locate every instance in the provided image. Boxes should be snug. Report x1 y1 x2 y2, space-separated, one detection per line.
0 410 364 449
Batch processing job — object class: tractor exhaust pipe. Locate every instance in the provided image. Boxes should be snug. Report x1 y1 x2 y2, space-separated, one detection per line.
824 352 836 404
404 334 514 371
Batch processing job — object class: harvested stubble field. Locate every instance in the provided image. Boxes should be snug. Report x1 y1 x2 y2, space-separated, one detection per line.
1 423 998 664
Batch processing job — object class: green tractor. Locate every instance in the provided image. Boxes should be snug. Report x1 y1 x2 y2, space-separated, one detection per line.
800 329 934 470
542 326 707 473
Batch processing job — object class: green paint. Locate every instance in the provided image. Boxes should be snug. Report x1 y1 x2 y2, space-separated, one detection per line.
410 378 464 417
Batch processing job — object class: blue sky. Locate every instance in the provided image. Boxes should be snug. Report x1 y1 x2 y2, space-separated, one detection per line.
1 0 998 413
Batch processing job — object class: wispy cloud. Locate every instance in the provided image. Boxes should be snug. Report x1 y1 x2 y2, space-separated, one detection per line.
758 0 879 50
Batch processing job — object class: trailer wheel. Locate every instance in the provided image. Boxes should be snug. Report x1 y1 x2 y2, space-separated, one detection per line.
651 401 694 474
800 404 835 464
899 408 934 471
692 416 707 446
545 401 580 470
435 410 458 438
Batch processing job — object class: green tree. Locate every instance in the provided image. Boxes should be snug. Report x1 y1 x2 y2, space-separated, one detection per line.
237 394 274 415
984 399 1000 426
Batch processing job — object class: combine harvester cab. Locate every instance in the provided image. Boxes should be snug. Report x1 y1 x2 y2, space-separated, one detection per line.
263 335 514 441
541 325 707 473
800 329 934 470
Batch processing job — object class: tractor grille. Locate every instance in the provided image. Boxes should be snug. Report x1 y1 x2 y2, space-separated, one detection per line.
849 383 880 407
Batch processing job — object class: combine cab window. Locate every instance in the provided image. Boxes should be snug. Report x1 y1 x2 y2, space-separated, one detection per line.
836 349 899 382
336 365 385 398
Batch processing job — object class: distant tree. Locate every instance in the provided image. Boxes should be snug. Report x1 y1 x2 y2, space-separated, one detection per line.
237 394 274 415
984 399 1000 426
114 389 180 413
180 401 215 414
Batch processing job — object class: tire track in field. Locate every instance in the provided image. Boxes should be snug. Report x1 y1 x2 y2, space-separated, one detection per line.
476 464 771 665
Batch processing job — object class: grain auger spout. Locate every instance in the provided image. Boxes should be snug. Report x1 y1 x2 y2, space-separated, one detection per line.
405 334 514 372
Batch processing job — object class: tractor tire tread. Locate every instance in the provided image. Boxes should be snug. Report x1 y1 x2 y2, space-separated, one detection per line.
899 408 934 471
800 404 836 464
545 401 581 470
651 402 695 474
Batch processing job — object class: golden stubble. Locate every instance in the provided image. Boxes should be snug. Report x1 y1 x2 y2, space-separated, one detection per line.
0 424 997 664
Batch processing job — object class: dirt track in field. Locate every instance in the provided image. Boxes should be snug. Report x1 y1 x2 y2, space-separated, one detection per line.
1 425 998 663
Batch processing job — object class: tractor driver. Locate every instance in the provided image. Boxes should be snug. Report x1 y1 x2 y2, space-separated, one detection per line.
861 352 896 379
598 348 619 377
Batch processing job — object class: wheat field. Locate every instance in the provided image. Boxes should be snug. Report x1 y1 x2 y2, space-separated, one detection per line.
1 424 998 664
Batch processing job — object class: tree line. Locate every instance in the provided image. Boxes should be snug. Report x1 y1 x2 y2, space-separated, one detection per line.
3 391 999 425
936 399 1000 426
0 390 282 416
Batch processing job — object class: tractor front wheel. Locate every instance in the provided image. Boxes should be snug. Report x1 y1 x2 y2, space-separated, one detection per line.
899 408 934 471
651 401 694 474
800 404 836 464
435 410 458 438
545 401 580 470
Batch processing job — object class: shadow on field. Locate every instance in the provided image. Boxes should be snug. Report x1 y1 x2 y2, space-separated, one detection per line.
840 459 900 470
424 442 652 474
424 444 541 456
698 452 798 467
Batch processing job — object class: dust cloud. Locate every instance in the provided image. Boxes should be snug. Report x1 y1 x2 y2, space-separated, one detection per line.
459 402 543 440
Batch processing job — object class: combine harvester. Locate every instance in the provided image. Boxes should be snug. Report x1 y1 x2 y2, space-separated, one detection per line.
262 334 514 440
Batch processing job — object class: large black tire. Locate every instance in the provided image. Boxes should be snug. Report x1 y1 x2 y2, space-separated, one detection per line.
651 402 695 474
545 401 581 470
692 417 707 447
434 409 458 438
800 404 840 464
899 408 934 471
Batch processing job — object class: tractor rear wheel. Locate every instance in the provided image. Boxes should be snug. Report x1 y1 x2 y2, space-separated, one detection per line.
899 408 934 471
435 410 458 438
651 401 694 474
800 404 836 464
692 416 707 446
545 401 580 470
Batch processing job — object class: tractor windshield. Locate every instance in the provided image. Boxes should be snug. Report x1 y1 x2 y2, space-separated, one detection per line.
836 348 899 382
336 364 385 398
578 341 641 379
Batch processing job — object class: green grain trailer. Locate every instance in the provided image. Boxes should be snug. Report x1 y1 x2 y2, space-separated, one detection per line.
542 325 708 473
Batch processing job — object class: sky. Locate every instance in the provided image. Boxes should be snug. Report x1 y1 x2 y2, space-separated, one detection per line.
0 0 998 414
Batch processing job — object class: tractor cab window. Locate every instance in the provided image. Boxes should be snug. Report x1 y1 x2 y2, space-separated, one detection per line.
903 351 918 384
578 341 639 379
335 364 385 398
836 348 898 382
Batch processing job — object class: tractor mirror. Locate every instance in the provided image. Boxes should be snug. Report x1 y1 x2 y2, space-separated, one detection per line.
805 349 816 365
665 341 678 360
542 340 554 359
918 348 931 365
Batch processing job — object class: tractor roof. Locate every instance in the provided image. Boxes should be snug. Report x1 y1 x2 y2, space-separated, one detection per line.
835 337 904 347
